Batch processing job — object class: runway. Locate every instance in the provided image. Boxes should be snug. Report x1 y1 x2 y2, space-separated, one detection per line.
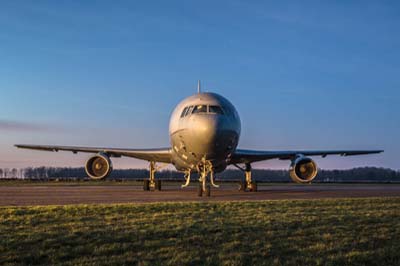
1 183 400 206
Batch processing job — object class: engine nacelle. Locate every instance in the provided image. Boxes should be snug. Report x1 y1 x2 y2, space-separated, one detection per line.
85 153 113 180
289 156 318 183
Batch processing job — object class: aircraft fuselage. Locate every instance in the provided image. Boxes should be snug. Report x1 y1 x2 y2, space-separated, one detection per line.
169 92 241 172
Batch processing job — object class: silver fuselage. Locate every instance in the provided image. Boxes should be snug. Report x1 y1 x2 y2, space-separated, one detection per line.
169 92 241 172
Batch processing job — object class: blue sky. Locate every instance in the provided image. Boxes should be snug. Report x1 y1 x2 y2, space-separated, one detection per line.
0 1 398 169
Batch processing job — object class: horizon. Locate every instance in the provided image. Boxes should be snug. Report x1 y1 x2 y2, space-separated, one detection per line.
1 165 398 182
0 165 398 171
1 1 398 170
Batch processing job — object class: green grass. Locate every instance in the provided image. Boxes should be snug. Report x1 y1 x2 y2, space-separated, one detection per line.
1 198 399 266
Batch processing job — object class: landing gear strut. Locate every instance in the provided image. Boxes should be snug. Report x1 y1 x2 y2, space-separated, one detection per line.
181 170 191 188
235 163 258 192
197 159 218 197
143 161 165 191
198 183 211 197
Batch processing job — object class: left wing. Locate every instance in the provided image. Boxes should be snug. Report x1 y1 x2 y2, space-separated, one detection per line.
230 149 383 164
15 144 172 163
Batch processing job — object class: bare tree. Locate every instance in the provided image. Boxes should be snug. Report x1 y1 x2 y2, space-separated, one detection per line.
11 168 17 178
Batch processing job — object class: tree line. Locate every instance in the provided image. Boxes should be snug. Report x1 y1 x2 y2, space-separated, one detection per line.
0 166 399 183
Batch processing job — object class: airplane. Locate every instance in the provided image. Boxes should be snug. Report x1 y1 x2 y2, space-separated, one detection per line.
15 81 383 196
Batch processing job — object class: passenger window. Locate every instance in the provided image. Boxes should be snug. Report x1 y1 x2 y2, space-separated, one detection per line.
180 107 188 118
208 105 224 114
193 105 207 114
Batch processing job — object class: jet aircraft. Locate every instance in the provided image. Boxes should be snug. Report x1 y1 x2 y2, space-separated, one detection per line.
16 81 383 196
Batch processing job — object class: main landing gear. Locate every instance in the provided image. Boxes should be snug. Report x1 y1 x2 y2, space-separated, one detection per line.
143 161 164 191
234 163 258 192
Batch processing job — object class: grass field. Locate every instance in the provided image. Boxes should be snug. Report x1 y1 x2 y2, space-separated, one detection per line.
1 198 399 266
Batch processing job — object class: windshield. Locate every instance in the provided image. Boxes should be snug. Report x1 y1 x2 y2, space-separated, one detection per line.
208 105 224 114
180 107 189 118
180 104 225 118
192 105 207 114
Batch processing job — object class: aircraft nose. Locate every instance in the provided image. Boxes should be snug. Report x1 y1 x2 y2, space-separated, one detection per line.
191 114 220 141
187 114 230 158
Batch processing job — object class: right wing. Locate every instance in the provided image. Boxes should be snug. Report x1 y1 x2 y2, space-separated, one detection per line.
230 149 383 164
15 144 172 163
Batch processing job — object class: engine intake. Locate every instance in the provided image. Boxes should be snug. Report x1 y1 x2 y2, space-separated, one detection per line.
289 156 318 183
85 153 113 180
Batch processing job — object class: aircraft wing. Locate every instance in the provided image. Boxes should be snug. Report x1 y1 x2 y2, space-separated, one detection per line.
230 149 384 164
15 144 172 163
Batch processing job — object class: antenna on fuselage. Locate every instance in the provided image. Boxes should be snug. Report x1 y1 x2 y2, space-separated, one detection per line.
197 80 201 94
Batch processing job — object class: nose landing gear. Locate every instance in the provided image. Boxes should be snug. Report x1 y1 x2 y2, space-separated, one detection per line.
197 159 218 197
178 157 220 196
181 159 216 197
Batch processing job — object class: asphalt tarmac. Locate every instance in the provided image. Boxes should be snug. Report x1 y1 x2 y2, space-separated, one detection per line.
1 183 400 206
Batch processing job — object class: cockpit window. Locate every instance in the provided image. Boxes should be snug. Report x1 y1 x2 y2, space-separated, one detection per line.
181 105 226 118
192 105 207 114
186 105 194 116
208 105 224 114
180 107 188 118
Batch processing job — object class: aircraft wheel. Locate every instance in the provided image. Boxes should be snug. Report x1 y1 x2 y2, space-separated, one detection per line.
197 185 203 197
156 180 162 191
238 181 246 191
143 180 150 191
205 185 211 197
250 182 258 192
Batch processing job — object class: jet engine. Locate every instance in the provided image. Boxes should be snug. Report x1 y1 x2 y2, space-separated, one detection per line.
289 156 318 183
85 153 113 180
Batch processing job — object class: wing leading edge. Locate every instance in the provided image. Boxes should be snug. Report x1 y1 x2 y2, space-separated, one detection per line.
15 144 172 163
15 144 383 165
230 149 384 164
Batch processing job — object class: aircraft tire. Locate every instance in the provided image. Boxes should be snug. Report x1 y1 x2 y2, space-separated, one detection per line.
143 180 150 191
197 185 203 197
156 180 162 191
239 181 246 191
205 185 211 197
251 182 258 192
